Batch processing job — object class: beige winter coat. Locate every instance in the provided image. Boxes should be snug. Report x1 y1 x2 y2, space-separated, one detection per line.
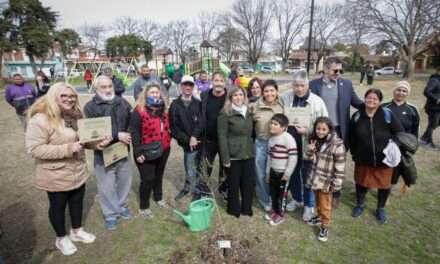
249 98 284 140
25 113 89 192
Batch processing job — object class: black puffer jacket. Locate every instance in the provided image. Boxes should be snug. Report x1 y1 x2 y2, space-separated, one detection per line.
169 96 203 151
84 95 132 164
424 74 440 111
349 106 403 167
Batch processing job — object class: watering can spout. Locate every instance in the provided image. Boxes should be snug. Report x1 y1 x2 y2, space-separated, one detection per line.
173 209 191 225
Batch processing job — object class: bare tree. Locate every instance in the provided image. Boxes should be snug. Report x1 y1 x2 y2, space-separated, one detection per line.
164 20 196 63
194 11 221 41
311 3 344 72
81 23 107 60
354 0 439 79
138 19 161 47
112 16 139 35
342 1 371 72
231 0 273 66
215 15 242 64
273 0 308 70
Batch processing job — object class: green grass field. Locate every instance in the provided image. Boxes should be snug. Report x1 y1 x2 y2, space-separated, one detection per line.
0 74 439 263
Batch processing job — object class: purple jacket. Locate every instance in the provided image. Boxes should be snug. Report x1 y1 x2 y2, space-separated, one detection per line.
195 79 212 93
5 83 37 114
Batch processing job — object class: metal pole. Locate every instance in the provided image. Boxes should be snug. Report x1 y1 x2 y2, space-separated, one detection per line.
306 0 315 74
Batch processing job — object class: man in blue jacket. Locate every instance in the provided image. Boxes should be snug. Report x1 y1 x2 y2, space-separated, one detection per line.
309 57 364 208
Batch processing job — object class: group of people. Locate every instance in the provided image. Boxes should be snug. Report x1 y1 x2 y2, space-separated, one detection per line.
5 57 429 256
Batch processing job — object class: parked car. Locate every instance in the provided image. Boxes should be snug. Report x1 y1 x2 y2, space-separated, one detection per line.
260 66 275 73
375 67 401 75
240 65 254 73
285 67 306 74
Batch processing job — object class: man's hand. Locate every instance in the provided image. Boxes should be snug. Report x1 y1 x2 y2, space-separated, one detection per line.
295 126 309 135
118 132 132 145
189 136 200 151
96 136 112 150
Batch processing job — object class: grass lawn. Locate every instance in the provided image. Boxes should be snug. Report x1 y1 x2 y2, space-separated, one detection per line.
0 74 439 263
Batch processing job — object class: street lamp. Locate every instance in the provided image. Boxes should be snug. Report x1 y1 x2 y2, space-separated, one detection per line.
306 0 315 74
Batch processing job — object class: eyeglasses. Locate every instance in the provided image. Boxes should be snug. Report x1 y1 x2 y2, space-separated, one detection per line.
333 69 344 74
60 94 77 100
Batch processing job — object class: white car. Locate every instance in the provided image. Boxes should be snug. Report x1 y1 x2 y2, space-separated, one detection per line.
260 66 275 73
240 65 254 73
375 67 401 75
285 67 306 74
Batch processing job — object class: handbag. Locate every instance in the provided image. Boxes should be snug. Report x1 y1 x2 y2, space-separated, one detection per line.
139 141 163 161
139 118 164 161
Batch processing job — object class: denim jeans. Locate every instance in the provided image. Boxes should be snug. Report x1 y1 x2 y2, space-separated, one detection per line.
255 138 271 208
183 150 200 193
289 159 315 207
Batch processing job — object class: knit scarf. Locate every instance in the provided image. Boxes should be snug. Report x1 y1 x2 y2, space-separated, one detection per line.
61 109 83 131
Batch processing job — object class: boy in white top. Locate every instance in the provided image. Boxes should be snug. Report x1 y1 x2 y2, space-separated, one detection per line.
265 113 298 225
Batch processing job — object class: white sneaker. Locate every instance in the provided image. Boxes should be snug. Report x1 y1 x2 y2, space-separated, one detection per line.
286 200 303 212
55 236 77 256
156 200 168 208
302 206 315 221
139 209 154 219
69 228 96 244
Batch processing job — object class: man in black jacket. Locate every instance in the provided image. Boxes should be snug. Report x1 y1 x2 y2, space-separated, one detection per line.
421 67 440 149
170 75 204 200
84 76 133 230
200 72 228 197
102 66 126 96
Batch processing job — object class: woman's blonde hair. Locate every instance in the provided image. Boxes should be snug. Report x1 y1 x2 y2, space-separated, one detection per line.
222 86 248 114
134 82 168 112
27 82 81 129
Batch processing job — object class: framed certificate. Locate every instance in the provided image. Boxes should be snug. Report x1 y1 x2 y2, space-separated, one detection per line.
285 107 311 128
102 142 128 167
77 116 112 143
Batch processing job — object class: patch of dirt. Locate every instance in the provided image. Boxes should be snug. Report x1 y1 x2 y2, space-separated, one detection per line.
199 232 268 264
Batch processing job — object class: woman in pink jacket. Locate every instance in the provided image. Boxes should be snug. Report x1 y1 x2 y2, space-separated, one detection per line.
25 82 110 256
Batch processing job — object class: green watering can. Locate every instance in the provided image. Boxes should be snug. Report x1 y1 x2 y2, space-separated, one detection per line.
173 198 216 232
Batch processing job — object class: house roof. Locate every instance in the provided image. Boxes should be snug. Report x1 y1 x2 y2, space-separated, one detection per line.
200 40 217 48
154 48 173 56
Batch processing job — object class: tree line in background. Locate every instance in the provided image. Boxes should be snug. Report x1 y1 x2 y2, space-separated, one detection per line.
0 0 439 79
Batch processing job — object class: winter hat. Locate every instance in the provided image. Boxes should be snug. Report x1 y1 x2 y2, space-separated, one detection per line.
394 80 411 95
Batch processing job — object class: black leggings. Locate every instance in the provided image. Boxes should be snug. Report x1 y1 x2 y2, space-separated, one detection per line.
355 184 390 209
47 184 85 237
226 158 255 217
137 149 170 209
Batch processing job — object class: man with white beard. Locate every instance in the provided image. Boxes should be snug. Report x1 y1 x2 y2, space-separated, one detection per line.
84 76 133 230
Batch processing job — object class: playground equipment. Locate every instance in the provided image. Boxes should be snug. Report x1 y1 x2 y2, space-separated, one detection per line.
173 198 216 232
65 56 138 92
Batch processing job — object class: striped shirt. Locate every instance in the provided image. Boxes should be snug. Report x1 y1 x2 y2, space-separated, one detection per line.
266 132 298 179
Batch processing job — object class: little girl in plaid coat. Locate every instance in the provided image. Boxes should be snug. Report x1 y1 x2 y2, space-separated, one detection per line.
304 117 346 242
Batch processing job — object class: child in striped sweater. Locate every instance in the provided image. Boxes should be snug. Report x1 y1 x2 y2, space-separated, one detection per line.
265 114 298 225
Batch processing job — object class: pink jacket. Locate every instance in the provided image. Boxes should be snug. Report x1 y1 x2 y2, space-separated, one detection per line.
25 113 89 192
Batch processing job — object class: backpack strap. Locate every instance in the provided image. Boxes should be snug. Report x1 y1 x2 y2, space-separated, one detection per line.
383 107 392 124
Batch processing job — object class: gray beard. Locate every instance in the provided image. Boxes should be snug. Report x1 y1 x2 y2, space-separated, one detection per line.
98 92 115 101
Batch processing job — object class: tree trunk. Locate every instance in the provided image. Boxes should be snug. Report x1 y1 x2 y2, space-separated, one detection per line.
0 50 4 78
402 44 415 80
28 54 38 78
